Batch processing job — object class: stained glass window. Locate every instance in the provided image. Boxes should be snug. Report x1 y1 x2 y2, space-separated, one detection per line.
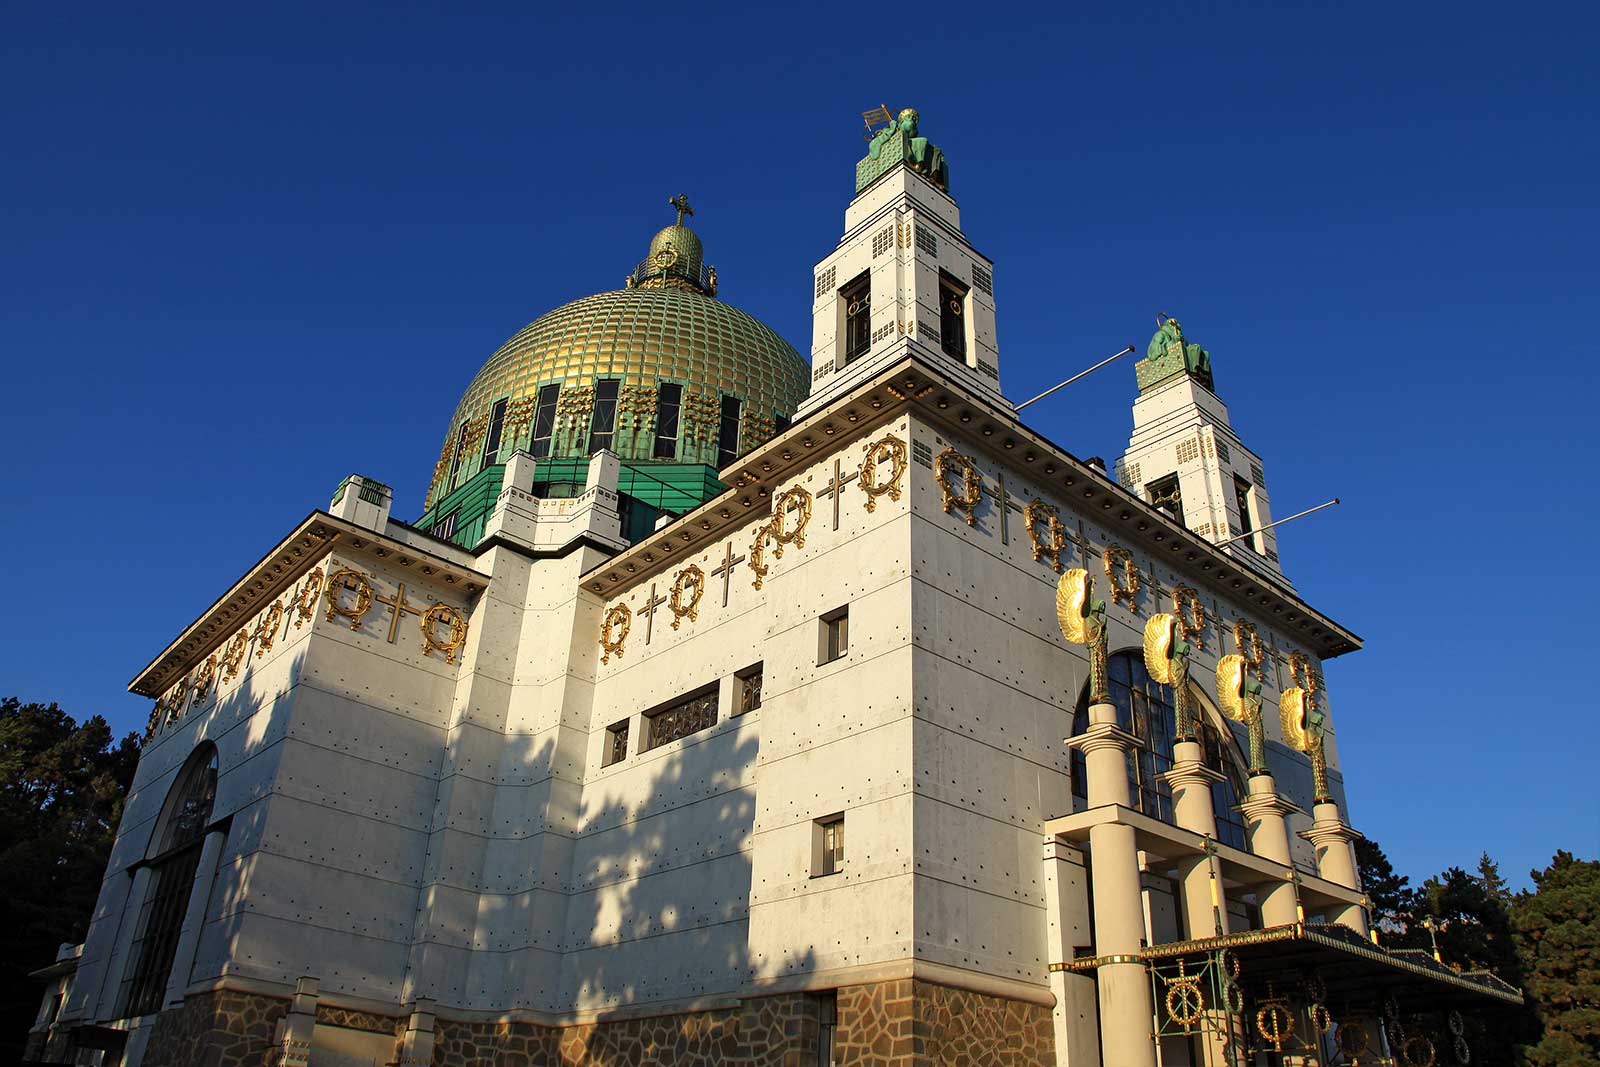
645 687 719 750
603 719 630 767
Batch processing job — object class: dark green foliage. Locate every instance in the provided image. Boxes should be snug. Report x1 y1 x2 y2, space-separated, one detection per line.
1513 851 1600 1066
1355 835 1415 930
0 696 139 1061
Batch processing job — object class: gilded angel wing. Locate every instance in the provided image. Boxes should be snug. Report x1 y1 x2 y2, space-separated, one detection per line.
1143 613 1177 684
1056 568 1090 645
1216 654 1249 722
1280 688 1312 752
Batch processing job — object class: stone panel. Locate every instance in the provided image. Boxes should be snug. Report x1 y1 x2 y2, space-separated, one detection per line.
835 979 1053 1067
143 989 286 1067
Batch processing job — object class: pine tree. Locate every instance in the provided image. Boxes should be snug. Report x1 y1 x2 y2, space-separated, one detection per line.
1513 851 1600 1066
1479 851 1511 905
1354 835 1415 931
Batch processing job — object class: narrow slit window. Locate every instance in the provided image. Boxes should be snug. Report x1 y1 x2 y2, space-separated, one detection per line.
939 273 967 361
530 384 560 459
841 272 871 364
654 382 683 459
814 815 845 876
447 420 471 481
602 719 630 767
717 395 742 468
589 379 620 454
483 397 509 465
737 663 763 714
1233 475 1257 552
820 606 849 665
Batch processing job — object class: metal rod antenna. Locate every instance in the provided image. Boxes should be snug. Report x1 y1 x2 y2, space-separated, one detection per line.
1014 346 1136 410
1213 499 1341 546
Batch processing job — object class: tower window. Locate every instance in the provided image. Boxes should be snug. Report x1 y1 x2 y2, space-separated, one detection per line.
717 395 742 468
819 606 849 665
588 379 620 454
602 719 630 767
939 273 967 361
1146 474 1184 527
530 384 560 459
1233 476 1258 552
813 815 845 877
841 272 871 364
483 397 509 465
654 382 683 459
737 663 763 714
447 420 471 480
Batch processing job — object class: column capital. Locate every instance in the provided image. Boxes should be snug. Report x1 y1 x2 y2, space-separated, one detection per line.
1299 819 1364 848
1066 721 1140 756
1162 759 1224 790
1236 791 1304 822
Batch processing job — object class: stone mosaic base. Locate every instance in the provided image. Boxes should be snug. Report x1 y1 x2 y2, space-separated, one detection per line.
836 979 1054 1067
142 989 285 1067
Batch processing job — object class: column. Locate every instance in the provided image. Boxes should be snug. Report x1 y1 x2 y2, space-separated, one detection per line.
1300 802 1369 936
1041 839 1100 1067
396 999 437 1067
1162 740 1229 938
1067 701 1157 1067
1236 773 1303 927
162 828 228 1008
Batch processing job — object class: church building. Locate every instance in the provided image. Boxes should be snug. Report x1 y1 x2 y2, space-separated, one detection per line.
28 108 1517 1067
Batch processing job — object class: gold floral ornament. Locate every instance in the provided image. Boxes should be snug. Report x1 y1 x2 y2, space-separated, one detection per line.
420 604 469 664
669 564 705 630
934 447 981 526
1162 959 1205 1028
1254 983 1295 1053
748 522 776 591
163 678 190 726
1171 585 1206 651
190 655 218 706
1024 499 1069 573
294 568 324 628
1282 649 1332 802
1102 544 1141 609
1057 568 1111 705
599 603 632 664
323 568 374 630
859 435 908 513
254 600 284 657
220 629 249 682
1232 619 1264 676
768 486 812 559
144 702 162 740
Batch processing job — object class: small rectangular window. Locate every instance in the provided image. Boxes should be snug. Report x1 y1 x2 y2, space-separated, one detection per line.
483 397 509 465
717 394 742 468
813 992 838 1067
939 274 967 361
530 384 560 459
841 272 871 364
814 815 845 877
589 379 621 454
820 606 849 665
1146 474 1184 528
602 719 630 767
431 510 459 540
737 663 763 714
1233 475 1258 552
645 686 719 751
654 382 683 459
447 420 471 480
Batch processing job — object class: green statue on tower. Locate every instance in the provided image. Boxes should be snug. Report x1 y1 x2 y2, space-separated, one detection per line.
1135 314 1216 392
856 106 950 193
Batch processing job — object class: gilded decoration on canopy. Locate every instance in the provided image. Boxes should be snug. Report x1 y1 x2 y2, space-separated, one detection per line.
859 435 908 512
1102 544 1141 609
1172 584 1207 651
1057 568 1111 705
599 604 631 664
295 568 324 627
324 568 374 631
669 564 705 629
254 601 284 657
1161 959 1205 1028
768 486 812 558
1255 982 1295 1053
1025 498 1069 573
420 604 469 664
934 447 981 525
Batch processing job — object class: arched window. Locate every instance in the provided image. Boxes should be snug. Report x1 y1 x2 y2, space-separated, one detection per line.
1070 652 1250 851
118 745 217 1018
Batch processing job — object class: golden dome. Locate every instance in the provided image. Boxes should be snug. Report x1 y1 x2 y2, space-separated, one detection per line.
426 284 809 508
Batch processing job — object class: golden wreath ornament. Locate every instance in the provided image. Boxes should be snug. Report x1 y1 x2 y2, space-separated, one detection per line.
190 655 218 706
255 600 284 657
1102 544 1141 609
1162 960 1205 1028
294 568 324 627
163 679 189 727
1403 1033 1437 1067
1171 584 1207 651
1024 499 1069 573
669 564 705 630
934 447 981 526
1308 1002 1334 1036
768 486 812 559
748 522 776 591
324 568 374 630
1337 1020 1372 1059
221 629 250 682
1255 989 1296 1053
420 604 469 664
599 604 631 664
859 435 908 513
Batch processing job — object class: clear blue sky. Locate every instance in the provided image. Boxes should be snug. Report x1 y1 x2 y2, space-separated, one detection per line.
2 3 1594 890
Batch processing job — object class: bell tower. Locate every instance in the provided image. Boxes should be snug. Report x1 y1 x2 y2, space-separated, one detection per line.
1117 316 1294 588
795 107 1007 417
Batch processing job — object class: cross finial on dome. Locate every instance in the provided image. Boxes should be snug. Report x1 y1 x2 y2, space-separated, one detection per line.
669 194 694 227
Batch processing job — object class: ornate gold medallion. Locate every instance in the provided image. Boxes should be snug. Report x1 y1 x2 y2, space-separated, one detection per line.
324 568 374 630
420 604 469 664
1171 584 1206 650
768 486 812 558
934 447 981 525
220 629 249 682
1102 544 1140 609
859 435 907 512
295 568 324 628
255 600 284 657
1024 498 1068 573
670 564 705 630
599 604 631 664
